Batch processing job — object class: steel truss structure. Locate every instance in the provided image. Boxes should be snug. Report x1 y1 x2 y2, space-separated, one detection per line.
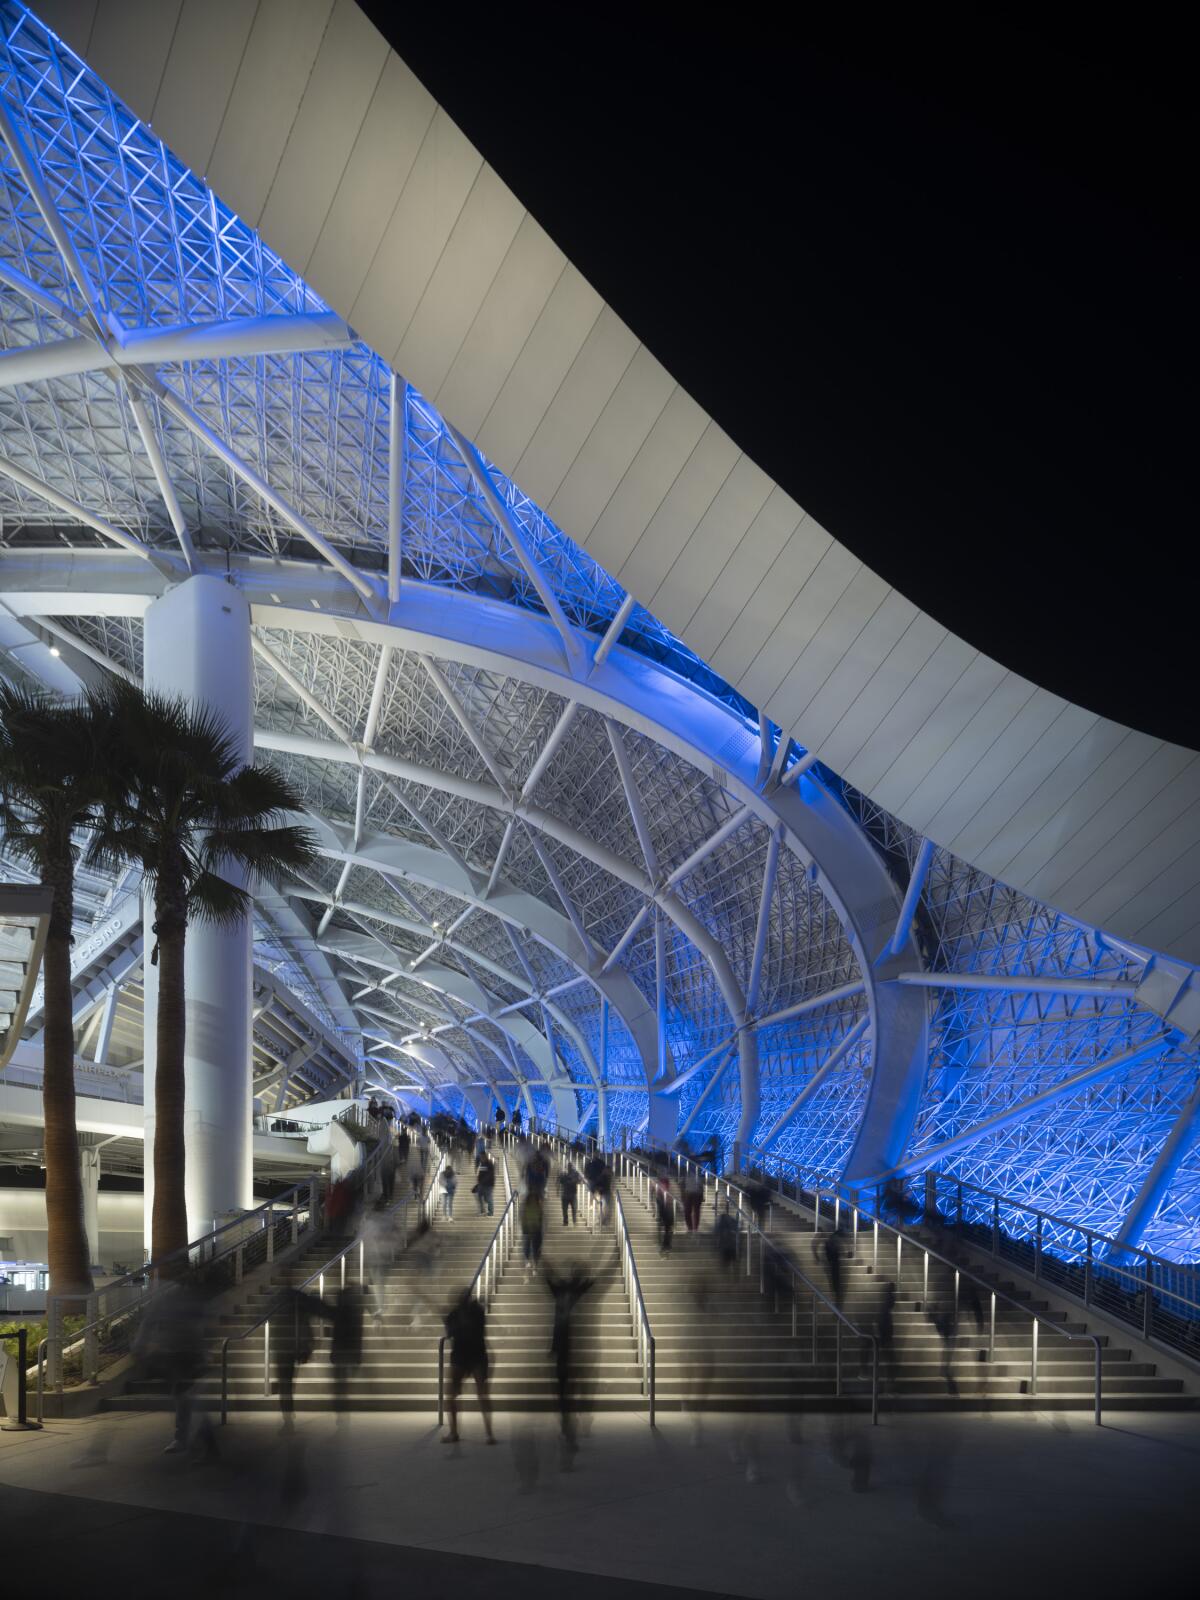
0 3 1197 1256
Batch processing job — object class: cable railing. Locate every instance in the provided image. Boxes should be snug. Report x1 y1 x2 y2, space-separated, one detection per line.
745 1143 1200 1374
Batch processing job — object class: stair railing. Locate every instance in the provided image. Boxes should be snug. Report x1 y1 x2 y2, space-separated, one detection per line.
743 1151 1105 1423
36 1173 322 1409
437 1153 517 1426
219 1230 367 1425
619 1148 879 1423
747 1144 1200 1371
613 1182 656 1426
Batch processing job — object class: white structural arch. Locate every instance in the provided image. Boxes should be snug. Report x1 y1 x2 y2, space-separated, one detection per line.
0 548 929 1174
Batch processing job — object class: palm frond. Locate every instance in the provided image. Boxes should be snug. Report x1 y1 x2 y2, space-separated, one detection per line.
203 822 319 887
186 868 252 929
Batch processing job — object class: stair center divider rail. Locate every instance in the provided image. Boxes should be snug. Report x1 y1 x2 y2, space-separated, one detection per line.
612 1178 656 1424
616 1149 880 1424
743 1142 1105 1423
437 1149 514 1426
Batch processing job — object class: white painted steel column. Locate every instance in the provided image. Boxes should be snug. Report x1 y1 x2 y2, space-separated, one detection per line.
142 576 254 1244
80 1144 100 1268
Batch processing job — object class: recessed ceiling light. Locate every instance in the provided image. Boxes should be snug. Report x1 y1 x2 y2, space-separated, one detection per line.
48 646 61 657
270 592 281 603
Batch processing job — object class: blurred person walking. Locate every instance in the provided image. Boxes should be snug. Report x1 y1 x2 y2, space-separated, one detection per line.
473 1153 496 1216
132 1276 218 1457
681 1164 705 1233
543 1260 598 1453
654 1172 675 1254
442 1288 496 1444
521 1186 545 1278
558 1161 581 1227
440 1162 458 1221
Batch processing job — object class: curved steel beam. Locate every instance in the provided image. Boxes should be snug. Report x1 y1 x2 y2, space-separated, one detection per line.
0 553 928 1167
295 820 659 1094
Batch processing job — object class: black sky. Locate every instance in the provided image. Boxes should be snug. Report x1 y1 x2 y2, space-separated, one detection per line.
362 11 1194 748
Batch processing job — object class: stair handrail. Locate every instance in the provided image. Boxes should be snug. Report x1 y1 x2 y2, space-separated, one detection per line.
437 1153 517 1426
740 1155 1105 1423
612 1181 656 1426
747 1141 1198 1374
218 1220 380 1425
35 1172 323 1402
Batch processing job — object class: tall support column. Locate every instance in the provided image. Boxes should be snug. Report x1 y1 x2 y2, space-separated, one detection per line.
599 997 609 1145
142 576 253 1246
80 1142 100 1269
732 1023 760 1172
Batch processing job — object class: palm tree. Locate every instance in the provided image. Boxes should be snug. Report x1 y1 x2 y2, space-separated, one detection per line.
0 684 117 1299
98 681 317 1263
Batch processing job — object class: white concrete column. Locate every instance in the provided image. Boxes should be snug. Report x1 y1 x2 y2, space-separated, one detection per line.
142 576 254 1246
80 1144 100 1268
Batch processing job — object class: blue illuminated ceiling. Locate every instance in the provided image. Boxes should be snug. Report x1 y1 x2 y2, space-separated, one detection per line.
0 1 1198 1261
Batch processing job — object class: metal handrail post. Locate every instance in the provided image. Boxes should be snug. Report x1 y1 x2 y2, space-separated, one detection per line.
1143 1258 1154 1340
262 1319 270 1398
437 1337 445 1426
811 1292 817 1362
989 1291 996 1361
1030 1317 1038 1396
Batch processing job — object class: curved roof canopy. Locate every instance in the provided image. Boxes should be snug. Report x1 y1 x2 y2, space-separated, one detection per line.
0 3 1197 1261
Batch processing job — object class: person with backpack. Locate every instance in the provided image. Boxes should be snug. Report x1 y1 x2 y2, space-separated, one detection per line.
473 1154 496 1217
440 1162 458 1221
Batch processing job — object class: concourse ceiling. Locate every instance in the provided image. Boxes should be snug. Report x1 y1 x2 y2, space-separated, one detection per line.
27 0 1200 969
0 4 1198 1259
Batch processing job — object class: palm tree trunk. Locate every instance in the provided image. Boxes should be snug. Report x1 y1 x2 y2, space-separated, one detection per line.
41 853 92 1300
151 884 189 1266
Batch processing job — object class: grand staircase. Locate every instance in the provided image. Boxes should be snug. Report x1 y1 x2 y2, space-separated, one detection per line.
615 1152 1194 1412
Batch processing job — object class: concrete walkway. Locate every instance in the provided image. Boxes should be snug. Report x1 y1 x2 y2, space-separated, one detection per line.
2 1408 1198 1597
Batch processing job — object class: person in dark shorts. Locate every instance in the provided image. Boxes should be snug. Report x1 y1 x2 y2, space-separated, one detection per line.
442 1288 496 1444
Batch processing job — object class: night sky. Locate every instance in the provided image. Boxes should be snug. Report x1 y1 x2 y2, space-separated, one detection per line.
363 13 1193 748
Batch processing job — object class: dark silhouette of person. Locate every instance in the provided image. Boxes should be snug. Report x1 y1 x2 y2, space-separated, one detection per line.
132 1276 218 1457
442 1289 496 1444
654 1174 675 1253
543 1262 596 1449
272 1287 324 1430
558 1162 580 1226
329 1285 365 1422
929 1302 959 1395
715 1203 739 1274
